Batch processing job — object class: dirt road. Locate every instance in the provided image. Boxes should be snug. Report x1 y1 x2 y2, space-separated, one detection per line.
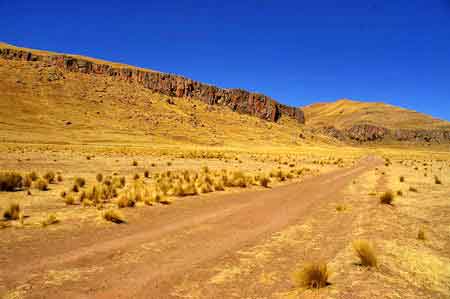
0 156 382 299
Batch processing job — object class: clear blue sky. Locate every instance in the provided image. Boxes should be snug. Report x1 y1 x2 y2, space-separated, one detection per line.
1 0 449 121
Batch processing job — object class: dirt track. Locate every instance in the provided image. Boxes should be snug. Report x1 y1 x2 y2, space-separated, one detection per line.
0 156 382 299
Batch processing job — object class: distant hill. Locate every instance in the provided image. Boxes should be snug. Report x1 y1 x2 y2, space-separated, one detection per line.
302 99 450 144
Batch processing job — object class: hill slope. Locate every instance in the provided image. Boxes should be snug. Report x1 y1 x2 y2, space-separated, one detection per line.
0 42 449 148
303 99 450 144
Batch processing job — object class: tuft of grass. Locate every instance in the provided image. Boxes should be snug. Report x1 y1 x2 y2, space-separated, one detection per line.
64 194 75 205
259 176 271 188
418 228 426 240
102 209 125 224
434 176 442 185
96 173 103 183
43 171 56 183
71 184 79 193
34 179 49 191
409 186 418 193
41 214 59 227
74 177 86 188
0 172 23 191
117 195 136 208
353 240 377 267
3 203 21 220
28 171 39 181
379 191 394 205
336 205 346 212
293 262 330 289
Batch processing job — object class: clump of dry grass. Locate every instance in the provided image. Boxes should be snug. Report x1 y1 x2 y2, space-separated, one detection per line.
74 177 86 188
28 171 39 181
409 186 418 192
102 209 125 224
418 228 426 240
117 195 136 208
336 205 346 212
379 191 394 205
3 203 21 220
0 172 23 191
353 240 377 267
434 176 442 185
34 178 49 191
64 194 75 205
259 176 271 188
41 214 59 227
71 184 79 193
293 262 330 289
96 173 103 183
43 171 56 183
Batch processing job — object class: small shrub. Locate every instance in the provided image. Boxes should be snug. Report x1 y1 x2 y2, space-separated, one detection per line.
34 179 49 191
117 195 136 208
74 177 86 188
293 262 330 289
43 171 56 183
151 163 156 167
41 214 59 227
336 205 346 212
167 161 172 166
71 184 79 193
144 170 149 178
23 175 32 188
353 240 377 267
0 172 23 191
132 160 138 166
379 191 394 205
102 209 125 224
259 176 270 188
28 171 39 181
57 174 63 182
396 190 403 196
3 203 20 220
434 176 442 185
64 195 75 205
96 173 103 183
60 191 67 198
133 173 140 180
418 228 426 240
399 176 405 182
409 186 418 193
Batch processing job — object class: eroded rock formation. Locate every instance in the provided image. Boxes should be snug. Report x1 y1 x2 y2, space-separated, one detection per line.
0 47 305 124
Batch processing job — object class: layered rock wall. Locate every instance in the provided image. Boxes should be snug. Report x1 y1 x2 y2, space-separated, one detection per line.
0 47 305 124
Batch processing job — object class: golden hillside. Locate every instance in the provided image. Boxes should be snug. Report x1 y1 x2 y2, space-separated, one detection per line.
303 99 450 130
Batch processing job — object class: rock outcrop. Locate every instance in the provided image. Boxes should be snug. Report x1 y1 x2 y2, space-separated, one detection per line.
0 46 305 124
315 124 450 144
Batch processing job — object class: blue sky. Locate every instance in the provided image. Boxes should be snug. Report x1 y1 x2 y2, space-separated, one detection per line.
1 0 449 121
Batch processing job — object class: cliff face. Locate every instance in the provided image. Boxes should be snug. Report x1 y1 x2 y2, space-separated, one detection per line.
0 46 305 124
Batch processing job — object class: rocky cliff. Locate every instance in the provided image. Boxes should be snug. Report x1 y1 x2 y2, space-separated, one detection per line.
0 45 304 124
315 124 450 144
